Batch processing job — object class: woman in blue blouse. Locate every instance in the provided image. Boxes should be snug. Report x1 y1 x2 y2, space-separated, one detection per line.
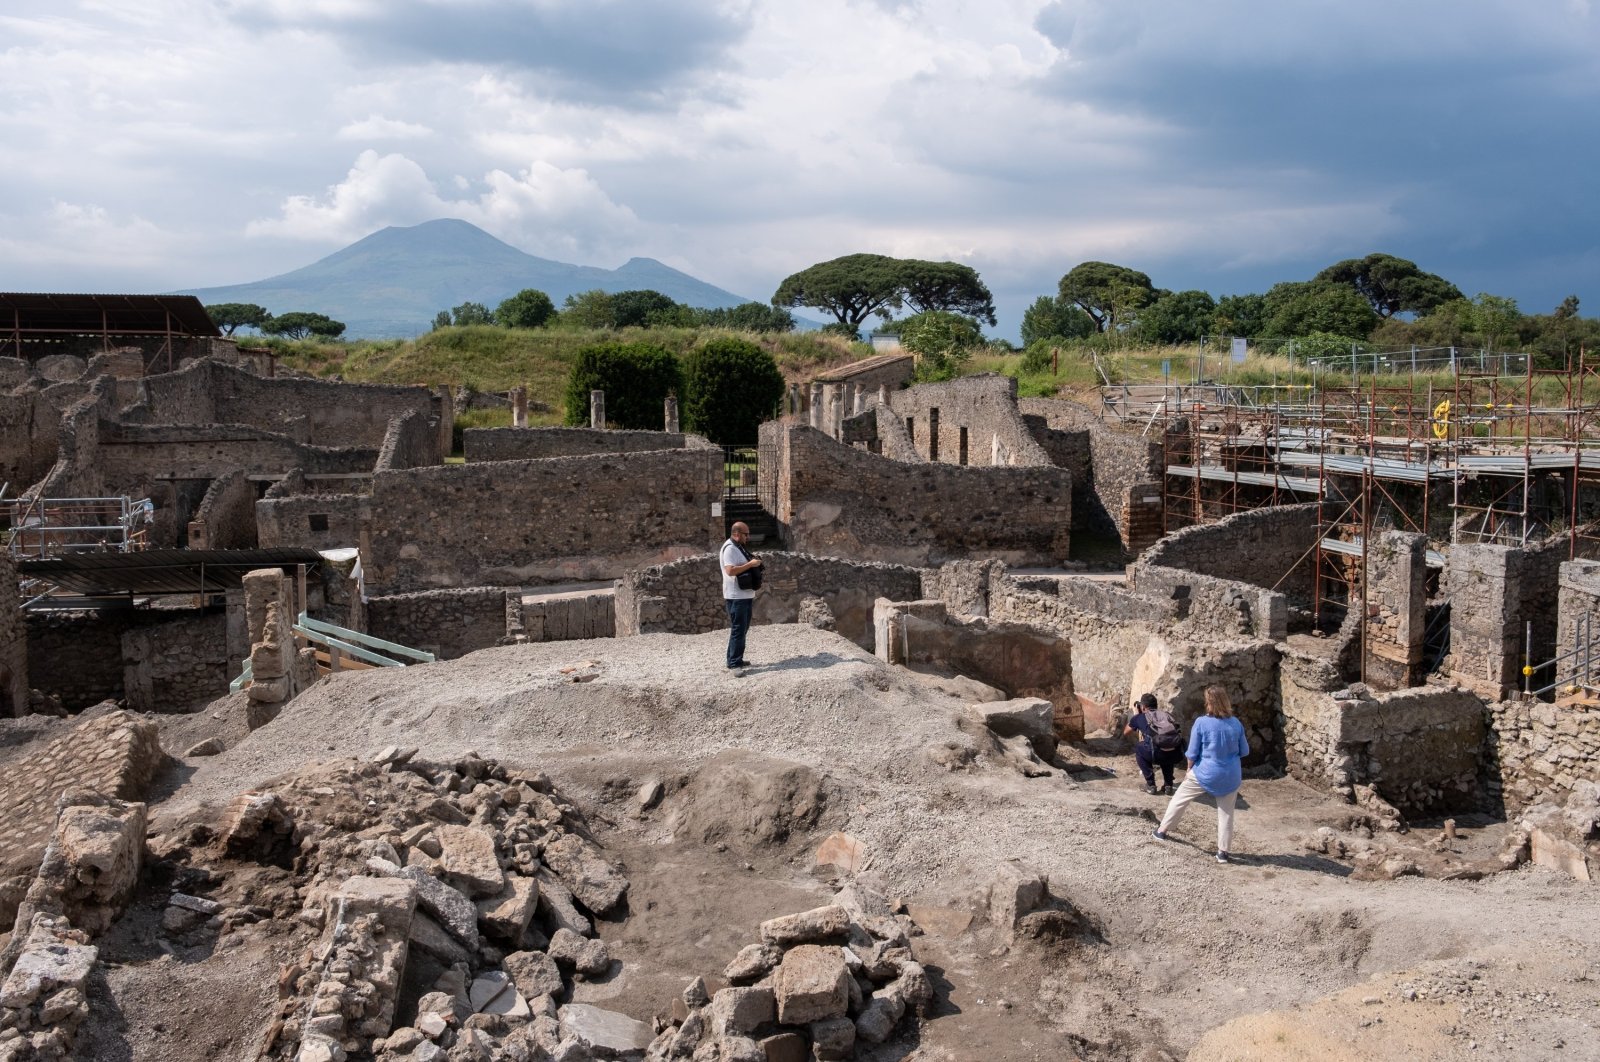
1152 685 1250 864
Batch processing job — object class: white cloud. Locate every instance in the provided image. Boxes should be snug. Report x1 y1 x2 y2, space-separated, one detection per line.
245 150 638 262
337 114 433 140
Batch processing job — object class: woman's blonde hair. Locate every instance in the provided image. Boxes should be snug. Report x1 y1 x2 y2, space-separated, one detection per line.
1203 685 1234 719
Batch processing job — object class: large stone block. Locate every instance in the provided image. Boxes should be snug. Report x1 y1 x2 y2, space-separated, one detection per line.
476 874 538 944
988 859 1046 932
969 697 1056 759
557 1003 652 1059
436 825 505 898
540 833 627 916
773 944 849 1025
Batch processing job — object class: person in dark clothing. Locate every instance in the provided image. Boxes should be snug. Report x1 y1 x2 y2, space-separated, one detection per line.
1124 692 1184 795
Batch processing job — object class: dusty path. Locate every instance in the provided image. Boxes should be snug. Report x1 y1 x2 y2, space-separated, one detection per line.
145 625 1600 1059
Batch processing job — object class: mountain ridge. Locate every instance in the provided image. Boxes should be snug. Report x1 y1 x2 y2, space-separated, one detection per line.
175 219 760 339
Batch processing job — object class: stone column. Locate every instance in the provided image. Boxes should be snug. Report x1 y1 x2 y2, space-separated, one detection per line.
877 384 889 410
788 382 801 416
831 385 846 440
590 389 606 430
511 387 528 428
664 394 680 433
809 383 824 429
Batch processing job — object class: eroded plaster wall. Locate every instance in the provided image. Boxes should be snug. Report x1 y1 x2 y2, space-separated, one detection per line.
882 375 1052 467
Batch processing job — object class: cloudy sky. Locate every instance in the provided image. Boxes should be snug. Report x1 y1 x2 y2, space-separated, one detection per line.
1 0 1596 339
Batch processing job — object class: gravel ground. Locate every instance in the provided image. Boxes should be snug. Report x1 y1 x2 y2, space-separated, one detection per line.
150 624 1600 1058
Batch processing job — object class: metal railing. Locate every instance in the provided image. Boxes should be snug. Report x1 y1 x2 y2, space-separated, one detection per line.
1 496 153 557
1527 613 1600 698
230 612 435 693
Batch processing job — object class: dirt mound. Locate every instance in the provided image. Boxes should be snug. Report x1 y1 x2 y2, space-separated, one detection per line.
667 749 840 852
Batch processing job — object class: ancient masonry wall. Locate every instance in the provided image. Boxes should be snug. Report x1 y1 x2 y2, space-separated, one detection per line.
30 384 111 499
764 423 1071 569
1134 502 1320 604
1017 398 1165 554
615 552 926 650
1557 559 1600 660
0 553 27 717
883 375 1053 467
365 447 723 592
375 409 442 471
1024 421 1097 533
188 469 257 550
0 381 89 495
1485 698 1600 813
1446 536 1572 700
464 426 692 463
1363 531 1428 690
98 422 379 485
26 607 230 712
521 591 615 643
120 610 232 712
0 711 164 925
133 359 449 455
255 481 372 552
1280 654 1485 814
366 587 515 660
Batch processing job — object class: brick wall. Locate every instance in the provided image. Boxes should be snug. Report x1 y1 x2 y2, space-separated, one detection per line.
765 423 1071 568
615 551 926 650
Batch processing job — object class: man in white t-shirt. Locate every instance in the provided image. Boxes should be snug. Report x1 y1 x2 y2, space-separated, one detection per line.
720 521 762 669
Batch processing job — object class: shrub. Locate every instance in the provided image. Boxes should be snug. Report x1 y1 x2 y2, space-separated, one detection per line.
682 337 785 445
562 342 683 430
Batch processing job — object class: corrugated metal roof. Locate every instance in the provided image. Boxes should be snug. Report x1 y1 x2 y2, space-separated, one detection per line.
0 293 220 337
18 547 323 597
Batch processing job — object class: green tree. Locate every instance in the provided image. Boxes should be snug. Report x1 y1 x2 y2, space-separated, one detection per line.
896 260 996 325
261 312 346 340
1057 261 1157 332
610 290 681 329
1261 281 1378 339
204 302 270 336
693 302 796 333
772 254 904 330
1019 295 1094 345
1212 294 1268 338
560 289 617 329
1314 253 1463 319
494 288 556 329
449 301 494 327
819 322 863 342
681 337 785 445
1468 293 1521 353
896 310 984 382
1137 290 1216 344
431 310 452 331
1284 331 1362 361
562 342 683 430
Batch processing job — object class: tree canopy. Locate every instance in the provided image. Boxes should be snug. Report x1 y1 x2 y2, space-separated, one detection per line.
609 289 682 329
562 342 682 430
1261 281 1378 340
446 301 494 327
1020 295 1095 346
1136 290 1216 344
560 290 617 329
204 303 270 336
681 337 785 445
693 302 796 333
494 288 556 329
772 254 995 329
1057 262 1157 332
261 312 346 340
1314 253 1463 319
897 311 985 382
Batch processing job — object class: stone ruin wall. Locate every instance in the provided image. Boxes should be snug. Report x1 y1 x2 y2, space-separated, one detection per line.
464 426 696 463
763 423 1071 569
26 607 235 713
364 447 723 593
187 469 258 550
0 381 90 495
375 409 443 472
366 587 517 660
255 473 372 553
615 552 927 651
1486 697 1600 814
132 359 449 456
0 711 164 926
882 375 1053 468
1446 536 1574 700
1018 398 1165 554
1134 502 1321 607
0 554 26 717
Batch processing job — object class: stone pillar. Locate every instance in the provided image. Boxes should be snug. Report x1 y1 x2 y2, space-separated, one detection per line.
511 387 528 428
788 382 801 416
831 385 846 440
853 385 866 415
664 394 680 433
590 389 606 430
243 568 297 723
809 383 823 429
877 384 889 410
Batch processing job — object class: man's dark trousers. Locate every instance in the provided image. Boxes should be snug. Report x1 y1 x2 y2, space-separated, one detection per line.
725 598 752 667
1136 743 1182 788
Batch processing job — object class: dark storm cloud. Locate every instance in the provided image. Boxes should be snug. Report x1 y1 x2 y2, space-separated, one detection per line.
227 0 752 103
